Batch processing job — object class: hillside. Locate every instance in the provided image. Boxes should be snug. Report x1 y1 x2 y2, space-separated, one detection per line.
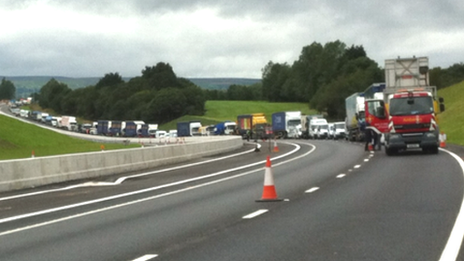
2 76 260 98
188 78 260 90
437 81 464 146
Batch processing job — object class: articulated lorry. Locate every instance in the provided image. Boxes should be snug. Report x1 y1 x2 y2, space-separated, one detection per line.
345 92 366 141
271 111 301 139
365 56 445 155
236 113 270 140
60 116 77 131
177 121 202 137
214 121 236 135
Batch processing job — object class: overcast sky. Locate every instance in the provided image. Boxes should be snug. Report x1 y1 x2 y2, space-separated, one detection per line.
1 0 463 79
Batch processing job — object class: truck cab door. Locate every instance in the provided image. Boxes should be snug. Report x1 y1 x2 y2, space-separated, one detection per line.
365 99 389 133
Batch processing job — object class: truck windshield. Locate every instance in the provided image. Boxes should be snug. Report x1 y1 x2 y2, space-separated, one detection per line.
288 119 301 126
389 96 434 116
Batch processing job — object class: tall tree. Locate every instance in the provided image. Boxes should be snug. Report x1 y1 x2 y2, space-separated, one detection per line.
0 78 16 100
38 79 71 112
261 61 291 102
95 72 124 89
142 62 180 90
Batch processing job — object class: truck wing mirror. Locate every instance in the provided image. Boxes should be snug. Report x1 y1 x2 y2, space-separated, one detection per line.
440 103 445 112
439 97 444 103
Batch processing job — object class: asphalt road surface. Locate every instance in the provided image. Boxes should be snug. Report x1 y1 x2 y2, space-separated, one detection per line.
1 139 464 261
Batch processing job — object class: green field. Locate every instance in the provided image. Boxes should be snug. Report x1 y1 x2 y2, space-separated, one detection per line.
159 101 317 130
0 115 139 160
437 81 464 146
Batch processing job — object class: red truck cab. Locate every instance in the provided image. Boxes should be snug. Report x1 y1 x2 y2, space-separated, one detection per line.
366 88 444 155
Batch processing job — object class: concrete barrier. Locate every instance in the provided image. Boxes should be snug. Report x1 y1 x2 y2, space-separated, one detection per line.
0 136 243 192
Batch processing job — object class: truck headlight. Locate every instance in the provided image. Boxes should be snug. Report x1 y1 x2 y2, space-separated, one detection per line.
425 132 436 138
389 134 401 141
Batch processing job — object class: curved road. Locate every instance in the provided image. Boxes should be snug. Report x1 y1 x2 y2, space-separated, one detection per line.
1 138 464 260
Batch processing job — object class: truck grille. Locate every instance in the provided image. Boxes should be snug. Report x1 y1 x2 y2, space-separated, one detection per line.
395 123 430 130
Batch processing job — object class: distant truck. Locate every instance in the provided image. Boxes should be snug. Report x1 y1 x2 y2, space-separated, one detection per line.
97 120 111 135
148 124 158 137
365 56 445 155
236 113 270 140
109 121 122 136
60 116 77 131
345 92 365 141
271 111 301 139
177 121 202 137
122 121 145 137
300 114 324 139
214 121 236 135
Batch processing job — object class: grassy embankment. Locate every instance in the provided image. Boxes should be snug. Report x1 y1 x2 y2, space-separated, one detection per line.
437 81 464 146
0 115 139 160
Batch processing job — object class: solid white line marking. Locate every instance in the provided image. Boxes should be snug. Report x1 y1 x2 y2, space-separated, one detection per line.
0 142 315 235
439 149 464 261
305 187 319 193
132 254 158 261
243 209 268 219
336 174 346 178
354 165 361 169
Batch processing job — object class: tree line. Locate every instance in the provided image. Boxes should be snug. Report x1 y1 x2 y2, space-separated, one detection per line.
34 62 206 124
205 40 464 120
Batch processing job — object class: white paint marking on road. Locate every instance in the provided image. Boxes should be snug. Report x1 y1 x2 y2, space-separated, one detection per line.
243 209 268 219
364 159 369 162
354 165 361 169
439 149 464 261
336 174 346 178
132 254 158 261
305 187 319 193
0 142 315 235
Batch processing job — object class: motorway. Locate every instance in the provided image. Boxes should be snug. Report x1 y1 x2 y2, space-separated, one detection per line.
1 138 464 260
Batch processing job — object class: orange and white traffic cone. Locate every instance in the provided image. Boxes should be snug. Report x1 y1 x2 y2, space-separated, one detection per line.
439 132 446 148
273 139 279 153
256 156 283 202
31 150 35 158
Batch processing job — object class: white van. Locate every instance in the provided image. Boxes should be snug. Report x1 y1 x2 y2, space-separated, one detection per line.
309 118 328 139
333 121 346 140
328 123 335 139
316 123 329 139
